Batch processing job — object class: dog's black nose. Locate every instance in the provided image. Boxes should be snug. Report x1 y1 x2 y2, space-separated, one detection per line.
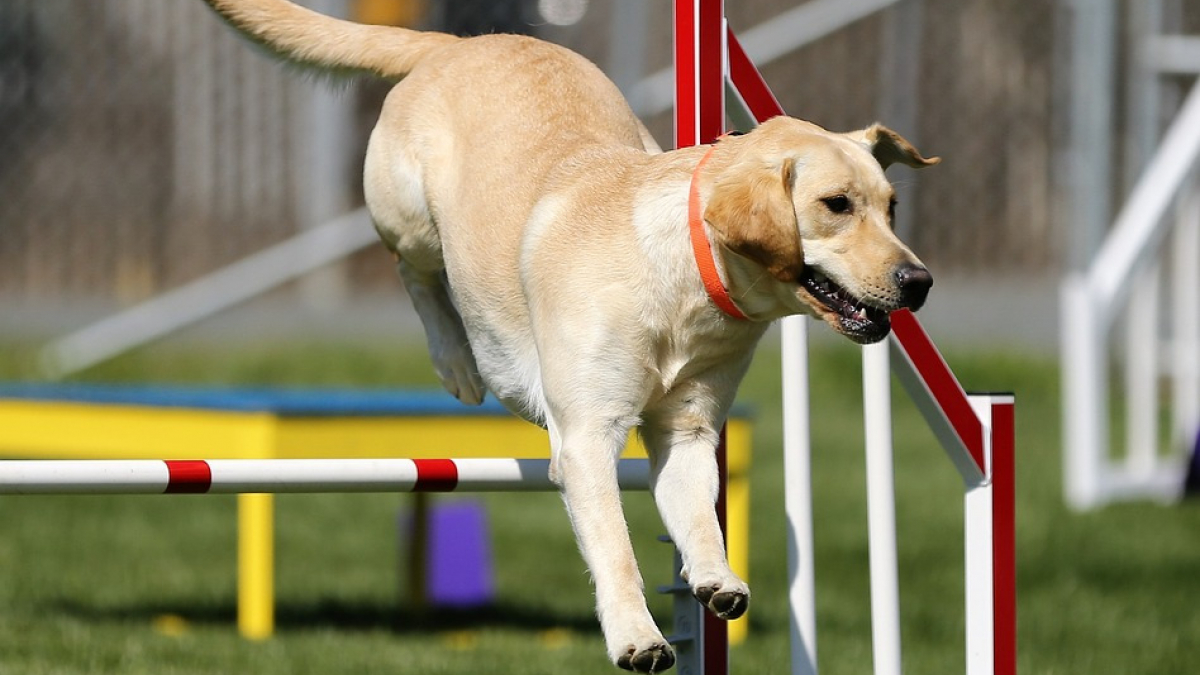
895 263 932 310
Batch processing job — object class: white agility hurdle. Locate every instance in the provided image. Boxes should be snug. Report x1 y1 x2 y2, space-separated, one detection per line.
675 2 1017 675
0 455 728 675
0 458 647 495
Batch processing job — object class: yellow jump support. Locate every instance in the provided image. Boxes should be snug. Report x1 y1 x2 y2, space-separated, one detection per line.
237 492 275 640
0 385 752 643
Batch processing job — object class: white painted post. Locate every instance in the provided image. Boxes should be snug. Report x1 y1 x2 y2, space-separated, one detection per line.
963 476 995 675
1062 274 1108 510
964 398 996 675
862 341 902 675
1124 265 1162 479
782 316 819 675
1172 186 1200 457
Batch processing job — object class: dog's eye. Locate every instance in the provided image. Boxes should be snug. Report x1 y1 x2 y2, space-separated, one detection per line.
821 195 851 214
888 198 898 221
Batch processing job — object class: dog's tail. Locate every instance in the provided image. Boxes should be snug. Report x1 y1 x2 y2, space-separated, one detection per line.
202 0 459 80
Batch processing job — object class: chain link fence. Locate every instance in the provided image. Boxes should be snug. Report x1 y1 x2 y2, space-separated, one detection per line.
2 0 1184 332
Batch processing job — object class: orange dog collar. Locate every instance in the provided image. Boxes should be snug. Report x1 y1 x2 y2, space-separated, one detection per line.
688 141 750 321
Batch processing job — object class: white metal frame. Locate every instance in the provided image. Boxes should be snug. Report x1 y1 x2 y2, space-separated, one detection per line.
1061 6 1200 509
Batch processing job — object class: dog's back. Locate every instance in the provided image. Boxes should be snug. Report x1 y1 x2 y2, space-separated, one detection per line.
366 32 652 420
203 0 655 421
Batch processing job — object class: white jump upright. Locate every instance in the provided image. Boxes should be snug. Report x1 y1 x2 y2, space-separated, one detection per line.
861 342 903 675
677 1 1018 673
781 316 818 675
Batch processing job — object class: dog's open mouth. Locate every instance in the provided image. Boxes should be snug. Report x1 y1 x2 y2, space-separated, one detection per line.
800 267 891 344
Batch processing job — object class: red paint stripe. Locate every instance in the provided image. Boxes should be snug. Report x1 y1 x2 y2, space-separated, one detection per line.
891 309 985 471
674 0 696 148
703 610 729 672
991 402 1017 675
164 460 212 494
727 31 785 121
413 459 458 492
698 0 725 144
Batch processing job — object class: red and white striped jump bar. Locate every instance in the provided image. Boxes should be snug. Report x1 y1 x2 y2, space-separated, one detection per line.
0 458 652 495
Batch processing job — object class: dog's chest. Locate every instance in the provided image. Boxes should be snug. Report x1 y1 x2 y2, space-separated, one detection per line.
646 315 765 398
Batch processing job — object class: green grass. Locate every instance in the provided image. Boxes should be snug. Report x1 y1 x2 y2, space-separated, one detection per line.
1 336 1198 674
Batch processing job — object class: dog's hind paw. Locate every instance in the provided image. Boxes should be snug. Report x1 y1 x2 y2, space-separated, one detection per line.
439 364 485 405
430 343 485 405
616 641 675 673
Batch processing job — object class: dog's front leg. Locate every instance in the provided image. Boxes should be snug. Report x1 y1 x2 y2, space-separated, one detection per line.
553 418 676 673
642 391 750 621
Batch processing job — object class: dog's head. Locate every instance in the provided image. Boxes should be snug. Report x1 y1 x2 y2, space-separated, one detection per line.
703 117 938 343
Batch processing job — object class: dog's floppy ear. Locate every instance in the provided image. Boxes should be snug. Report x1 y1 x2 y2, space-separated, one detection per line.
851 123 940 169
704 159 804 282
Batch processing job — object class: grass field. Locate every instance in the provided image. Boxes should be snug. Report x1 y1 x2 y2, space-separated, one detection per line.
1 334 1198 674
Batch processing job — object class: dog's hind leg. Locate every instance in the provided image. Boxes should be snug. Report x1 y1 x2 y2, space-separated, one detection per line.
365 137 485 405
395 260 485 405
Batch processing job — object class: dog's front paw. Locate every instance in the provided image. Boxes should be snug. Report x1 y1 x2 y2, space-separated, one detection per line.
615 640 675 673
693 578 750 620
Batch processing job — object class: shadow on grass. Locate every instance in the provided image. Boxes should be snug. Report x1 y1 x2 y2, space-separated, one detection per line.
50 597 603 635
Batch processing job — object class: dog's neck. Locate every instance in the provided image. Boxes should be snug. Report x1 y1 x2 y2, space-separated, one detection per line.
687 140 807 323
716 247 809 321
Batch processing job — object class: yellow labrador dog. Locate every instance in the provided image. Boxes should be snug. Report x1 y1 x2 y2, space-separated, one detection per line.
203 1 937 671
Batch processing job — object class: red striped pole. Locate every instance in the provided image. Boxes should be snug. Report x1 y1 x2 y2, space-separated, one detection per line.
0 458 652 494
674 0 697 148
675 0 726 148
989 398 1017 675
676 2 731 672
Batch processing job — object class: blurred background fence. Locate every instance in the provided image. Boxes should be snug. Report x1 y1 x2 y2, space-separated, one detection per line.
0 0 1196 345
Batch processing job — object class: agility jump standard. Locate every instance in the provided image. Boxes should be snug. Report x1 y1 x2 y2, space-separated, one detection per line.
676 1 1017 675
